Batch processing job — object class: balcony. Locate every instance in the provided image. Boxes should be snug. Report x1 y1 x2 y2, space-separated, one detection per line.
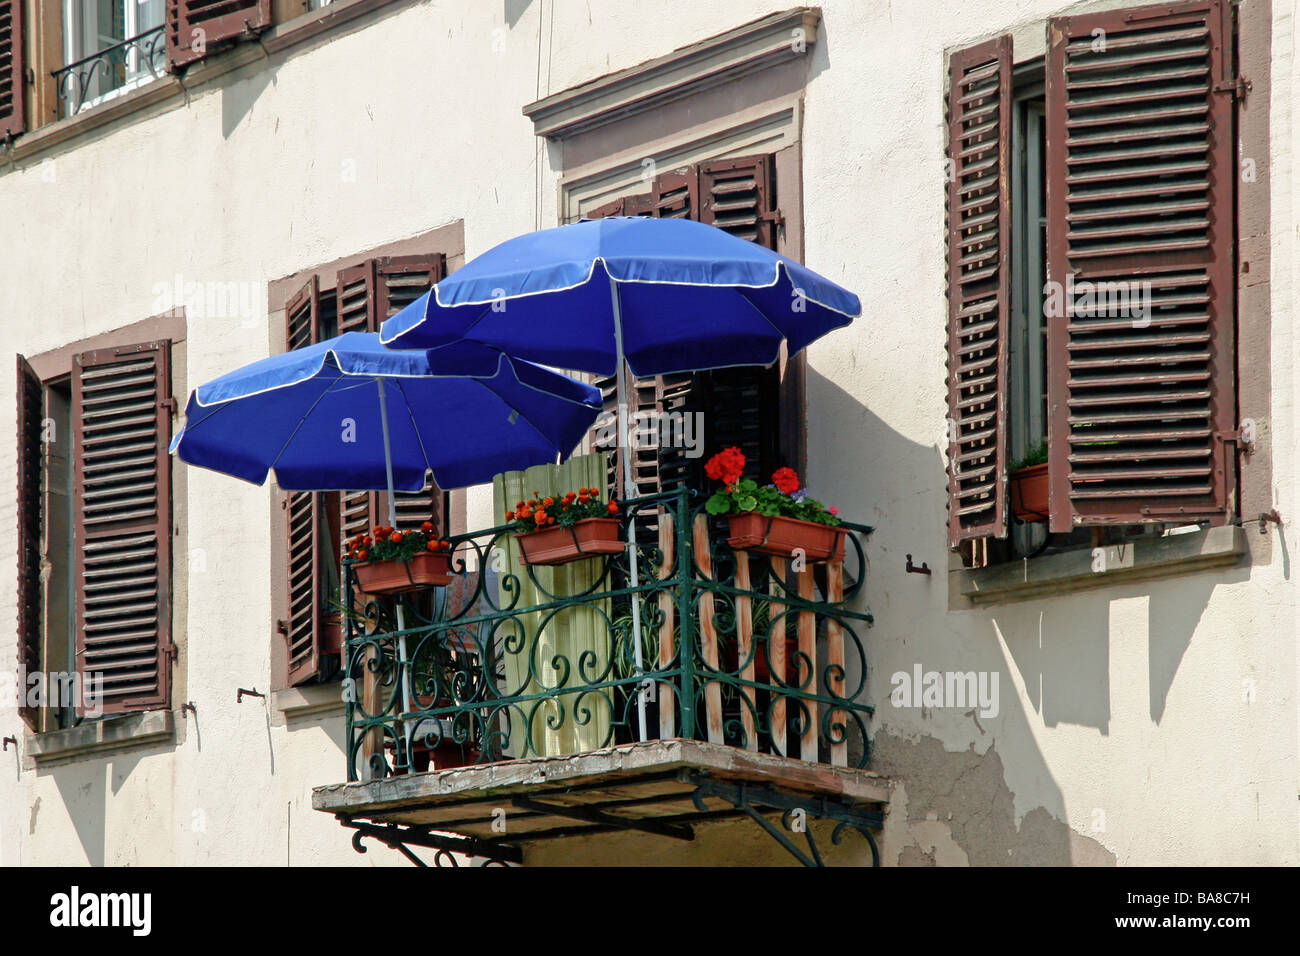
312 488 890 866
53 27 167 119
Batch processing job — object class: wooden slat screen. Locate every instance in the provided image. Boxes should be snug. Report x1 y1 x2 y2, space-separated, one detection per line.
945 35 1013 545
16 355 42 728
1045 0 1236 530
0 0 24 138
584 155 786 500
73 342 172 714
166 0 271 72
284 277 324 685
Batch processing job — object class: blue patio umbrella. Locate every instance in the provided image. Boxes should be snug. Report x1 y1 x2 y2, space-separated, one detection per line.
170 332 602 492
378 216 862 739
170 331 602 748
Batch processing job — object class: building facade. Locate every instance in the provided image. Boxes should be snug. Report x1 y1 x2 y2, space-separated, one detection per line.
1 0 1296 866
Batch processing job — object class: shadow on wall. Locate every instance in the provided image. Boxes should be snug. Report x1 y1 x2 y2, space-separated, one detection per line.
803 364 1234 865
40 738 180 866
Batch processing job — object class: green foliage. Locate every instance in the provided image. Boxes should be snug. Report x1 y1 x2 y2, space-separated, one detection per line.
705 478 841 527
1008 441 1049 473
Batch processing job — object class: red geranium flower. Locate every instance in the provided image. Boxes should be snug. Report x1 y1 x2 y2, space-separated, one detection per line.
705 447 746 487
772 467 800 496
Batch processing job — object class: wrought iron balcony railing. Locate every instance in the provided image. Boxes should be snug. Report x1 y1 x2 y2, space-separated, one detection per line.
53 27 167 119
342 487 874 781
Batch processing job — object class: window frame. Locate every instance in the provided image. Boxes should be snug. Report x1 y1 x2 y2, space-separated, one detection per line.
945 0 1245 562
18 314 185 733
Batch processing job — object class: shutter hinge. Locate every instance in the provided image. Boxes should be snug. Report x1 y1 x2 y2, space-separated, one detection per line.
759 207 786 228
160 397 177 416
162 643 179 663
1212 77 1250 102
276 619 289 635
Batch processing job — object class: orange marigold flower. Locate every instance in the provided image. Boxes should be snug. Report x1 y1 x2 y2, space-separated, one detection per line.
427 541 441 552
390 531 404 543
607 501 619 514
357 550 369 561
505 510 515 521
543 496 555 507
420 521 434 533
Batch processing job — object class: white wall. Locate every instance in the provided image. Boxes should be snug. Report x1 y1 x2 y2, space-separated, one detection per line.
1 0 1295 865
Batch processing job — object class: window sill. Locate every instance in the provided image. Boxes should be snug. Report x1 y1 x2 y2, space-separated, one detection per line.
955 525 1247 606
24 709 176 768
2 0 415 167
272 682 345 726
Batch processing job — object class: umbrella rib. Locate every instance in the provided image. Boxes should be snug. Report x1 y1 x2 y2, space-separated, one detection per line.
265 372 356 486
390 377 437 478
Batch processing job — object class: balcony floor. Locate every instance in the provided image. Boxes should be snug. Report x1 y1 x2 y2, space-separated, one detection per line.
313 739 891 861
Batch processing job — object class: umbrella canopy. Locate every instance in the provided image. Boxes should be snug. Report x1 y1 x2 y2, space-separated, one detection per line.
169 332 602 492
378 216 861 375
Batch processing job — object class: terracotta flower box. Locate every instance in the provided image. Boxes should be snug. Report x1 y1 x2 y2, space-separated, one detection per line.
726 513 845 563
515 517 624 566
1010 463 1050 521
354 551 454 595
320 613 345 655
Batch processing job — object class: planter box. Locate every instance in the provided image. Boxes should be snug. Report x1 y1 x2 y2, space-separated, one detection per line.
354 551 454 595
1010 463 1049 521
515 517 624 566
320 614 345 655
726 513 845 562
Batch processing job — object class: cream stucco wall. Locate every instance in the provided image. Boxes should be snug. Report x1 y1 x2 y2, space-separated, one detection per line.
1 0 1296 866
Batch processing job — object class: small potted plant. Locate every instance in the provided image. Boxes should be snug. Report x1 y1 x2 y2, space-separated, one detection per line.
507 488 624 566
343 521 454 595
1008 442 1049 521
704 447 845 562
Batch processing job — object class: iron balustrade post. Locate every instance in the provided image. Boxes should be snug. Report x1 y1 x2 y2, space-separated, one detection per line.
675 486 696 739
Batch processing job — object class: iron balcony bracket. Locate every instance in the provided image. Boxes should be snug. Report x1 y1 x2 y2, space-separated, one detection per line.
342 818 522 867
511 796 696 842
688 775 883 868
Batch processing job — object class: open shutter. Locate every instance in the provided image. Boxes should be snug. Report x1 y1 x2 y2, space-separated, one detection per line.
1045 0 1236 531
945 36 1013 545
0 0 24 139
73 342 172 715
696 156 785 480
166 0 271 73
699 155 778 247
284 278 324 685
335 256 449 537
16 355 41 728
585 156 789 495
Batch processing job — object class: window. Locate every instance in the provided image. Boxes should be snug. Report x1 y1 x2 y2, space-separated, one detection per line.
276 254 448 688
59 0 166 116
16 340 175 731
583 153 796 506
945 0 1240 559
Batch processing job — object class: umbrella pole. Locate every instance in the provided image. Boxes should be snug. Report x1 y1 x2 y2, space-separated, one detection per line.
376 378 416 765
610 282 649 742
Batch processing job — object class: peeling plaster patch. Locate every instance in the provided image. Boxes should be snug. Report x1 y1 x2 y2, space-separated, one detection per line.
897 843 936 866
29 797 39 835
871 730 1115 866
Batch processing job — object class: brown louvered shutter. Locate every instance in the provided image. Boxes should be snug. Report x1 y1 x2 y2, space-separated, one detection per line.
283 278 325 685
16 356 42 728
165 0 271 72
0 0 24 139
695 156 784 483
586 156 788 495
699 155 778 246
335 256 449 538
73 342 172 715
1044 0 1236 531
945 36 1013 546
